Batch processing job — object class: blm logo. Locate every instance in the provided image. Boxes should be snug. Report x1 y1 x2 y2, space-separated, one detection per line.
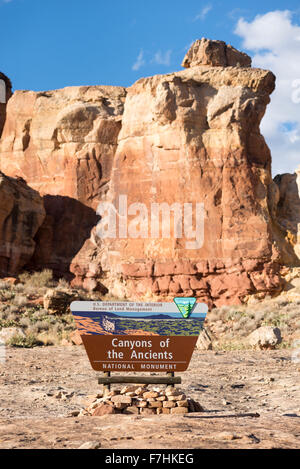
173 297 197 319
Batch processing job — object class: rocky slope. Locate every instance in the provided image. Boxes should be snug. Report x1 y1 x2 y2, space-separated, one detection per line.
0 39 299 305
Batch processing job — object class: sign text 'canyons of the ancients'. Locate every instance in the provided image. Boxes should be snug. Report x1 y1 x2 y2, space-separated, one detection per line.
70 300 208 372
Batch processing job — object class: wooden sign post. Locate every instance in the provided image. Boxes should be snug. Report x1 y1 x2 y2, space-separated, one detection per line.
71 299 208 388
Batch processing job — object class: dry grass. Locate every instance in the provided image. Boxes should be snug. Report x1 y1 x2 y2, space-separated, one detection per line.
205 293 300 350
0 273 78 347
19 269 54 289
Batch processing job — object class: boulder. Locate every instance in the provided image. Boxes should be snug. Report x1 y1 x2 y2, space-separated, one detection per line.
0 327 25 344
69 330 83 346
2 277 18 285
247 326 282 350
182 38 252 68
0 172 45 276
43 289 80 315
92 404 115 417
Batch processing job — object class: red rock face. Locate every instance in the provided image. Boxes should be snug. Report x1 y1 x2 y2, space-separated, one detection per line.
25 195 99 278
87 65 284 306
0 85 125 277
0 40 296 306
274 168 300 262
0 86 126 209
0 172 45 275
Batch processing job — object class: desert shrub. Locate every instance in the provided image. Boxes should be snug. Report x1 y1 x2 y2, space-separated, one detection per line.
227 309 245 321
295 319 300 329
207 309 219 322
254 310 265 323
37 331 60 345
0 290 14 301
31 309 47 320
238 316 248 328
218 305 231 319
8 333 43 348
0 309 8 320
57 278 70 289
12 295 28 307
14 283 25 293
6 313 18 322
34 320 50 332
244 318 257 334
19 317 31 328
19 269 54 289
6 305 18 314
0 318 18 328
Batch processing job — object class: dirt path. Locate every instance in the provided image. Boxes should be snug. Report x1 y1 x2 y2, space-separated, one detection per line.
0 346 299 449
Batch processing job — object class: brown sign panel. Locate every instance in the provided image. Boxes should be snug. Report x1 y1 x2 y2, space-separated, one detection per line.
71 300 208 373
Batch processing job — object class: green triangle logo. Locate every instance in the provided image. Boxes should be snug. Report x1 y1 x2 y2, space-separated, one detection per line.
173 297 197 319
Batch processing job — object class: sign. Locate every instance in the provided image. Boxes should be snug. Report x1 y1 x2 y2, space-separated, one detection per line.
70 300 208 372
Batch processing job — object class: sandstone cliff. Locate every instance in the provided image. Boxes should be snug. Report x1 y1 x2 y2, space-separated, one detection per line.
274 167 300 260
0 171 45 275
0 85 126 208
80 65 285 306
0 85 125 276
0 39 298 306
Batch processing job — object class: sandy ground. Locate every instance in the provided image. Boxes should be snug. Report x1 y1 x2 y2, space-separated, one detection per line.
0 346 299 449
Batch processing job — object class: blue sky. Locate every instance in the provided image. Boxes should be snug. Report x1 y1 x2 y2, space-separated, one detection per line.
1 0 300 174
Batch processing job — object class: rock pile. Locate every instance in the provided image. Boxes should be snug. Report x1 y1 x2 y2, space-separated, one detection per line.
78 385 204 417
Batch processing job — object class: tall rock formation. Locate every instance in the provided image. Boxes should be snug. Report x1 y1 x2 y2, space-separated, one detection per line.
70 40 287 306
0 86 126 208
0 39 296 306
0 85 125 276
0 172 45 275
274 167 300 261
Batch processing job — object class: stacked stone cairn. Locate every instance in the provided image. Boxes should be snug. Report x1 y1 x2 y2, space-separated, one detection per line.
79 385 204 416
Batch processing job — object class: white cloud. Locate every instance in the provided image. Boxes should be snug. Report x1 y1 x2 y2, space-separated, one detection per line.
235 10 300 175
152 50 172 67
194 4 212 21
132 50 145 71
